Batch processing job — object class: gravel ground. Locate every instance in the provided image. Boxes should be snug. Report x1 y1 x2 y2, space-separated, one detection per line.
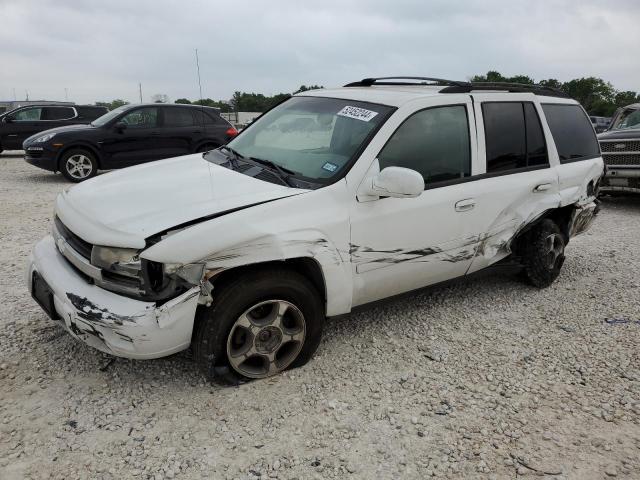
1 151 639 480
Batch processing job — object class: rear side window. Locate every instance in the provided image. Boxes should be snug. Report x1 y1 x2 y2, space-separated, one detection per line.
192 109 222 125
378 105 471 185
163 107 195 127
42 107 75 120
541 104 600 163
482 102 548 173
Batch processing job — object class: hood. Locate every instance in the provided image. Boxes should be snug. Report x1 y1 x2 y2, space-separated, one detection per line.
55 153 308 249
598 128 640 140
24 124 95 143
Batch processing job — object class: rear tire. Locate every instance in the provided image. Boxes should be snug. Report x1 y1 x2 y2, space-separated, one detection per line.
60 149 98 182
193 268 324 382
520 219 566 288
196 143 218 153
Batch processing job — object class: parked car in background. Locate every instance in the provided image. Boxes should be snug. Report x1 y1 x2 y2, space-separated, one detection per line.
26 77 603 381
22 103 238 182
0 104 107 154
598 103 640 194
590 115 611 133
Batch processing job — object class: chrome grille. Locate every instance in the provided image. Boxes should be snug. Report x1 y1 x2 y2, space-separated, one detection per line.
599 139 640 153
602 153 640 166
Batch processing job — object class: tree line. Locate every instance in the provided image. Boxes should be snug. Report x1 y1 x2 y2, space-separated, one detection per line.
471 71 639 117
94 75 638 117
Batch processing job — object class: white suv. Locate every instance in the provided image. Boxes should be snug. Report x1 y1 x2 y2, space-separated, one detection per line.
27 77 604 380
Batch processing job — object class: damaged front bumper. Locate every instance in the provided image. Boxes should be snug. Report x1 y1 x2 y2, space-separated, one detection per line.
26 235 201 359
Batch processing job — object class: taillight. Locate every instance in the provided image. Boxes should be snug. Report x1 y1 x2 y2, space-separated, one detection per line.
225 127 238 138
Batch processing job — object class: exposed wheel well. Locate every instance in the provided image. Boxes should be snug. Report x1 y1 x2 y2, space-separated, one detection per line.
57 145 101 172
208 258 327 310
515 204 576 247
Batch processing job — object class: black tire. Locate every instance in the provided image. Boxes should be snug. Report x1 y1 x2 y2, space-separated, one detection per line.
520 219 566 288
196 143 218 153
193 268 324 382
60 148 98 182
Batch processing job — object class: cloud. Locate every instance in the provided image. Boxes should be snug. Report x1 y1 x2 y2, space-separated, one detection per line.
0 0 638 104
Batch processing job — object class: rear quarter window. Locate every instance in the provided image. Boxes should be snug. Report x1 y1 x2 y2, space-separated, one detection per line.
541 104 600 163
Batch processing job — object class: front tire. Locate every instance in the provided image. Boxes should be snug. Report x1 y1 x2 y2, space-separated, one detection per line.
60 149 98 182
193 268 324 381
521 219 566 288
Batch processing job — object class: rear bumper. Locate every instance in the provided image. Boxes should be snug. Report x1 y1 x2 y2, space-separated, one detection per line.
26 235 201 359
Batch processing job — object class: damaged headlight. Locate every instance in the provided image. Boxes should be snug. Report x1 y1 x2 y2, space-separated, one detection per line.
164 262 205 284
91 246 141 277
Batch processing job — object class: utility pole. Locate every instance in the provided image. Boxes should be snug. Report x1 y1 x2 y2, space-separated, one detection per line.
64 88 68 102
25 90 29 101
12 88 16 100
139 83 143 103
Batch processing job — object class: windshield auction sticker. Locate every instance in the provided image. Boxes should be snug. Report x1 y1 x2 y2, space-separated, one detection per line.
337 106 379 122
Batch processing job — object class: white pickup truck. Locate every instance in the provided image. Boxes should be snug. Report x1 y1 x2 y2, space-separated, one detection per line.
27 77 604 380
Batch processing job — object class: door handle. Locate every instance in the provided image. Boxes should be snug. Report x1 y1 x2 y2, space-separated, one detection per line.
533 183 552 192
151 131 161 136
455 198 475 212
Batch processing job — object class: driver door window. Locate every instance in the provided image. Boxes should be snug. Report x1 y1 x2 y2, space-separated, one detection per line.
378 105 471 185
13 107 43 121
120 108 158 128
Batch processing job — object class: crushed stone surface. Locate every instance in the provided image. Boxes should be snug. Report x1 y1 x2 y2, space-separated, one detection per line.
1 152 639 479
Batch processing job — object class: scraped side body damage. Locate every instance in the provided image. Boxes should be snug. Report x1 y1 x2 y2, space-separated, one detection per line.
25 90 605 363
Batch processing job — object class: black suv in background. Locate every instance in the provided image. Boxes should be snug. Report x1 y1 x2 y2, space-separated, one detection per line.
23 103 238 182
0 104 107 153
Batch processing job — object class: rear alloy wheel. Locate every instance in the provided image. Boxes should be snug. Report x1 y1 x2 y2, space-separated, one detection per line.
521 219 566 288
61 149 97 182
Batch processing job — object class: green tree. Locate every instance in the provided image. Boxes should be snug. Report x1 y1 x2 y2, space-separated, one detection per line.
95 99 128 111
614 91 640 108
561 77 615 115
538 79 563 90
293 85 324 94
174 98 191 104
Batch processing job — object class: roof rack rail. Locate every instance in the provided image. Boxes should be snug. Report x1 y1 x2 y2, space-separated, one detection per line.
439 82 570 98
344 76 469 88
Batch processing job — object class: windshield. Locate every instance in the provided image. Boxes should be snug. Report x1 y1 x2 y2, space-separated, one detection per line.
222 96 392 182
610 107 640 131
91 105 129 126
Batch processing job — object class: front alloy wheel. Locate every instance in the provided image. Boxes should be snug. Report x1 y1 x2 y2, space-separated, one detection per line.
61 149 97 182
227 300 306 378
193 268 324 382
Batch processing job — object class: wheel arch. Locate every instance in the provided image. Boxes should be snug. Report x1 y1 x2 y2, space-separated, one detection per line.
194 139 221 153
56 143 102 172
207 257 328 314
514 204 580 247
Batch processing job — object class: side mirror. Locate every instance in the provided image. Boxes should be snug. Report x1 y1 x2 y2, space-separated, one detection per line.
3 116 13 123
361 166 424 199
114 121 127 132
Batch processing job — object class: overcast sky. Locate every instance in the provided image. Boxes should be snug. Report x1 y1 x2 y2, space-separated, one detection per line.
1 0 638 104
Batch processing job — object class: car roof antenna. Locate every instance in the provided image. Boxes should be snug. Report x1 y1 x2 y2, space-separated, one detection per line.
195 48 206 130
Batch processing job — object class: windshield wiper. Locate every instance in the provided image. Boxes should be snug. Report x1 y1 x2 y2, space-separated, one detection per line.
249 157 296 187
216 145 244 168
